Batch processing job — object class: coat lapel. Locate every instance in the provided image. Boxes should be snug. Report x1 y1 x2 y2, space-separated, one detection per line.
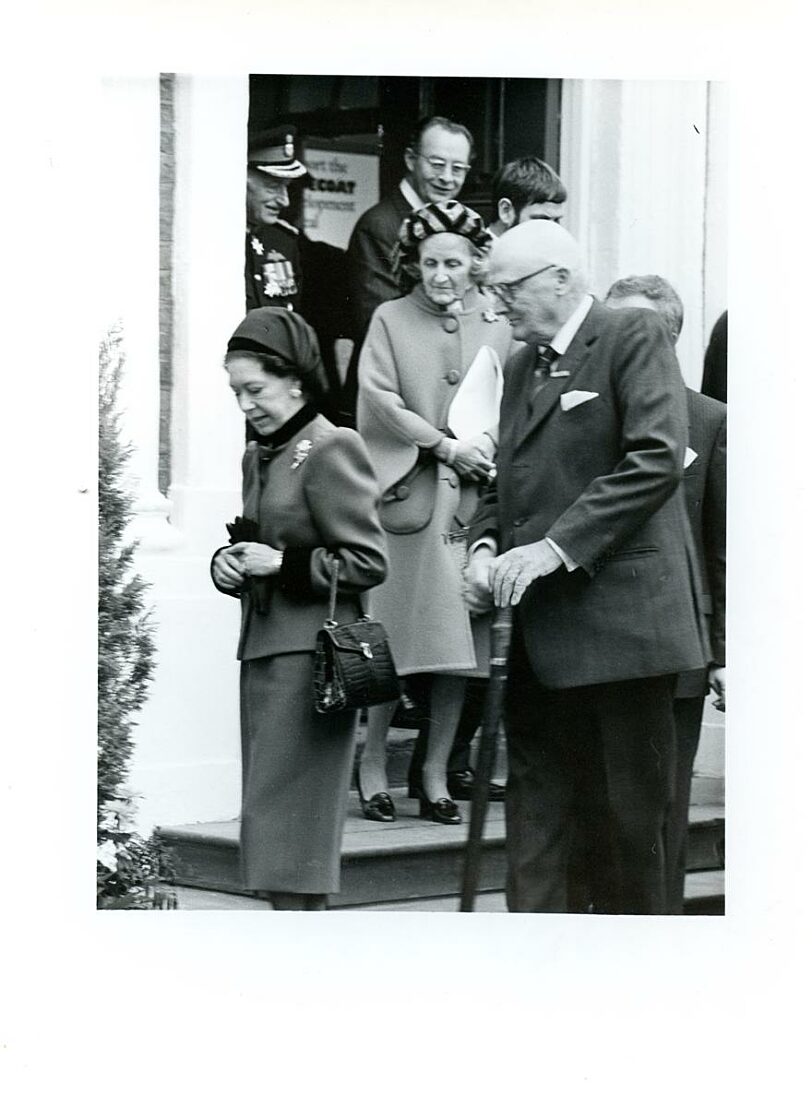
513 302 604 450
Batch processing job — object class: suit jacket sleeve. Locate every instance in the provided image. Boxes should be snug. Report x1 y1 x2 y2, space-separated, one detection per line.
466 482 500 549
703 412 726 665
347 214 401 340
546 311 688 574
301 428 389 596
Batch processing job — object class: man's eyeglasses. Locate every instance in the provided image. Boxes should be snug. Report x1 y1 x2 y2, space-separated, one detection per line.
418 154 471 179
486 264 556 305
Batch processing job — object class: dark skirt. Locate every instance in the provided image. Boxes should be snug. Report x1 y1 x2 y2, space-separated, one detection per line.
239 652 357 894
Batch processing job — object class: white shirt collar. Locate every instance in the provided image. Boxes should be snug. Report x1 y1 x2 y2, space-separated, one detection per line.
549 294 594 356
399 178 424 211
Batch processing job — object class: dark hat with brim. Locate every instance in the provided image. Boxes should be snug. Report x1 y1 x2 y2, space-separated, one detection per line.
248 126 307 180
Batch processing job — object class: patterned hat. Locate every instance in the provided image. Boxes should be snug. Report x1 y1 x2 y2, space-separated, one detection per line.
392 201 492 281
247 125 307 180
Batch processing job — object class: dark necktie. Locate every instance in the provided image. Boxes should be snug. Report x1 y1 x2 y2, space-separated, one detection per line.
529 345 557 403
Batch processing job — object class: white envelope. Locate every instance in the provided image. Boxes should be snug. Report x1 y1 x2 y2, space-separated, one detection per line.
684 446 698 468
560 390 599 412
447 345 504 439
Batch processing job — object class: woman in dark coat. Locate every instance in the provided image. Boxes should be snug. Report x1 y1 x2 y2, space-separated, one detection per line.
211 307 388 910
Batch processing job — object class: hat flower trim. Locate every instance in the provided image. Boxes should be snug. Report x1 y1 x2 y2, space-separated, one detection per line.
291 439 313 470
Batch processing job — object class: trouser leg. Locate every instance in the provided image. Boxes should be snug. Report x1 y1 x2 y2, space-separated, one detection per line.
446 679 488 776
595 676 678 915
503 638 587 912
666 695 705 914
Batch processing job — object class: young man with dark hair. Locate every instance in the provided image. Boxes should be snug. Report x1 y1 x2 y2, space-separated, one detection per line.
489 156 567 237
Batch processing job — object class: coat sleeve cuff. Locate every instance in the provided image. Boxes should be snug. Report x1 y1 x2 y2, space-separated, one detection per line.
278 547 317 599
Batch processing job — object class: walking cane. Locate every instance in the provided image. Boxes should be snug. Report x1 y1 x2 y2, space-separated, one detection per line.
459 605 513 911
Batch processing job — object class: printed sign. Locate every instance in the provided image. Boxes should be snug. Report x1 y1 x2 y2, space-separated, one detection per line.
303 148 379 250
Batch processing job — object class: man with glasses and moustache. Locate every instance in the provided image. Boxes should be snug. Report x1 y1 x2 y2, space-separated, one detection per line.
342 116 474 420
464 220 709 914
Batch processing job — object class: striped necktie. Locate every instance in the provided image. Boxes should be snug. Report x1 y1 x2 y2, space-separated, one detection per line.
529 345 557 402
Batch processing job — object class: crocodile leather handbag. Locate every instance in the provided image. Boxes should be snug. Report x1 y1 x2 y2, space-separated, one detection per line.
313 559 400 715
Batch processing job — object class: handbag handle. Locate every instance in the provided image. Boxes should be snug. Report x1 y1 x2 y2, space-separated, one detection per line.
326 556 340 626
325 554 369 627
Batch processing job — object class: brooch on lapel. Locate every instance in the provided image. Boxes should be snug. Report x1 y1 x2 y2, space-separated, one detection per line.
250 235 264 256
291 439 313 470
481 310 500 323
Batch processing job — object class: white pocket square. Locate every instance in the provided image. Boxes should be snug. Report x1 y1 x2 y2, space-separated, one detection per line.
560 390 599 412
684 446 698 468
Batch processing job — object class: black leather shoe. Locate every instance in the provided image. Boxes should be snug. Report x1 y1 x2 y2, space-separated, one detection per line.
416 790 462 825
356 777 396 822
447 770 506 802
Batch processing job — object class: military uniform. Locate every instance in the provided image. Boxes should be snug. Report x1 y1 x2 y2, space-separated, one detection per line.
245 218 303 313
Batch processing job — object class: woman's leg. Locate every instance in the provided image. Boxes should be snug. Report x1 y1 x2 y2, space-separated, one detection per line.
422 676 467 802
358 699 397 797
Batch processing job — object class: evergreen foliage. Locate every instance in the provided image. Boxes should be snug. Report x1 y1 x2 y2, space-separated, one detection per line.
97 325 174 908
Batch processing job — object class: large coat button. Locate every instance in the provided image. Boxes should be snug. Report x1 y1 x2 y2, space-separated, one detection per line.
394 484 410 501
443 316 459 333
445 369 461 385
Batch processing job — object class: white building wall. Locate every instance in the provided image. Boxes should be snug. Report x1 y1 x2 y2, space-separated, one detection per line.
103 75 250 833
561 79 726 388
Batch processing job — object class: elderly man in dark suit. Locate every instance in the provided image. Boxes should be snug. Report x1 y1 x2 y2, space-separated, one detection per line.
464 221 709 914
342 116 474 420
604 275 726 913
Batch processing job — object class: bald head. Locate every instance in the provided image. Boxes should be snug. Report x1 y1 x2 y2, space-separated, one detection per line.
488 219 585 285
485 220 589 345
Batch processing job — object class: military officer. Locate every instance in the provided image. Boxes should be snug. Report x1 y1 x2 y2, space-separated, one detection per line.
245 126 308 312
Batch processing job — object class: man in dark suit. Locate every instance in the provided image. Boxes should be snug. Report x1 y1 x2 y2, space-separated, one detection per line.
701 309 728 403
342 116 474 420
464 221 709 913
605 275 726 913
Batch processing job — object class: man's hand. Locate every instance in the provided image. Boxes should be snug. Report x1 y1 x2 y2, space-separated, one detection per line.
229 541 283 577
709 665 726 712
212 548 246 591
463 549 495 615
489 539 564 607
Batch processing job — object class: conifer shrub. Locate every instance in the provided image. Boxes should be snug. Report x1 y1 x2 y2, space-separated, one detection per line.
98 325 175 909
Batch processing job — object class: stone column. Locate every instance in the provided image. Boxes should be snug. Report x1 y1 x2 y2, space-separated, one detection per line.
100 76 179 550
560 79 712 387
121 75 250 833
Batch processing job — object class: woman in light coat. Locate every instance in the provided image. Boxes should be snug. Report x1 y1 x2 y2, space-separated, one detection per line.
212 307 388 909
356 201 513 824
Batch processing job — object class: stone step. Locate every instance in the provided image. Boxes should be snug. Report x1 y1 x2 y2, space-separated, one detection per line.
157 790 724 909
165 868 724 914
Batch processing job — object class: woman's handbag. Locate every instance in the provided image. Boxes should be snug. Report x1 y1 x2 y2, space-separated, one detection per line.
313 559 400 715
379 450 436 535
